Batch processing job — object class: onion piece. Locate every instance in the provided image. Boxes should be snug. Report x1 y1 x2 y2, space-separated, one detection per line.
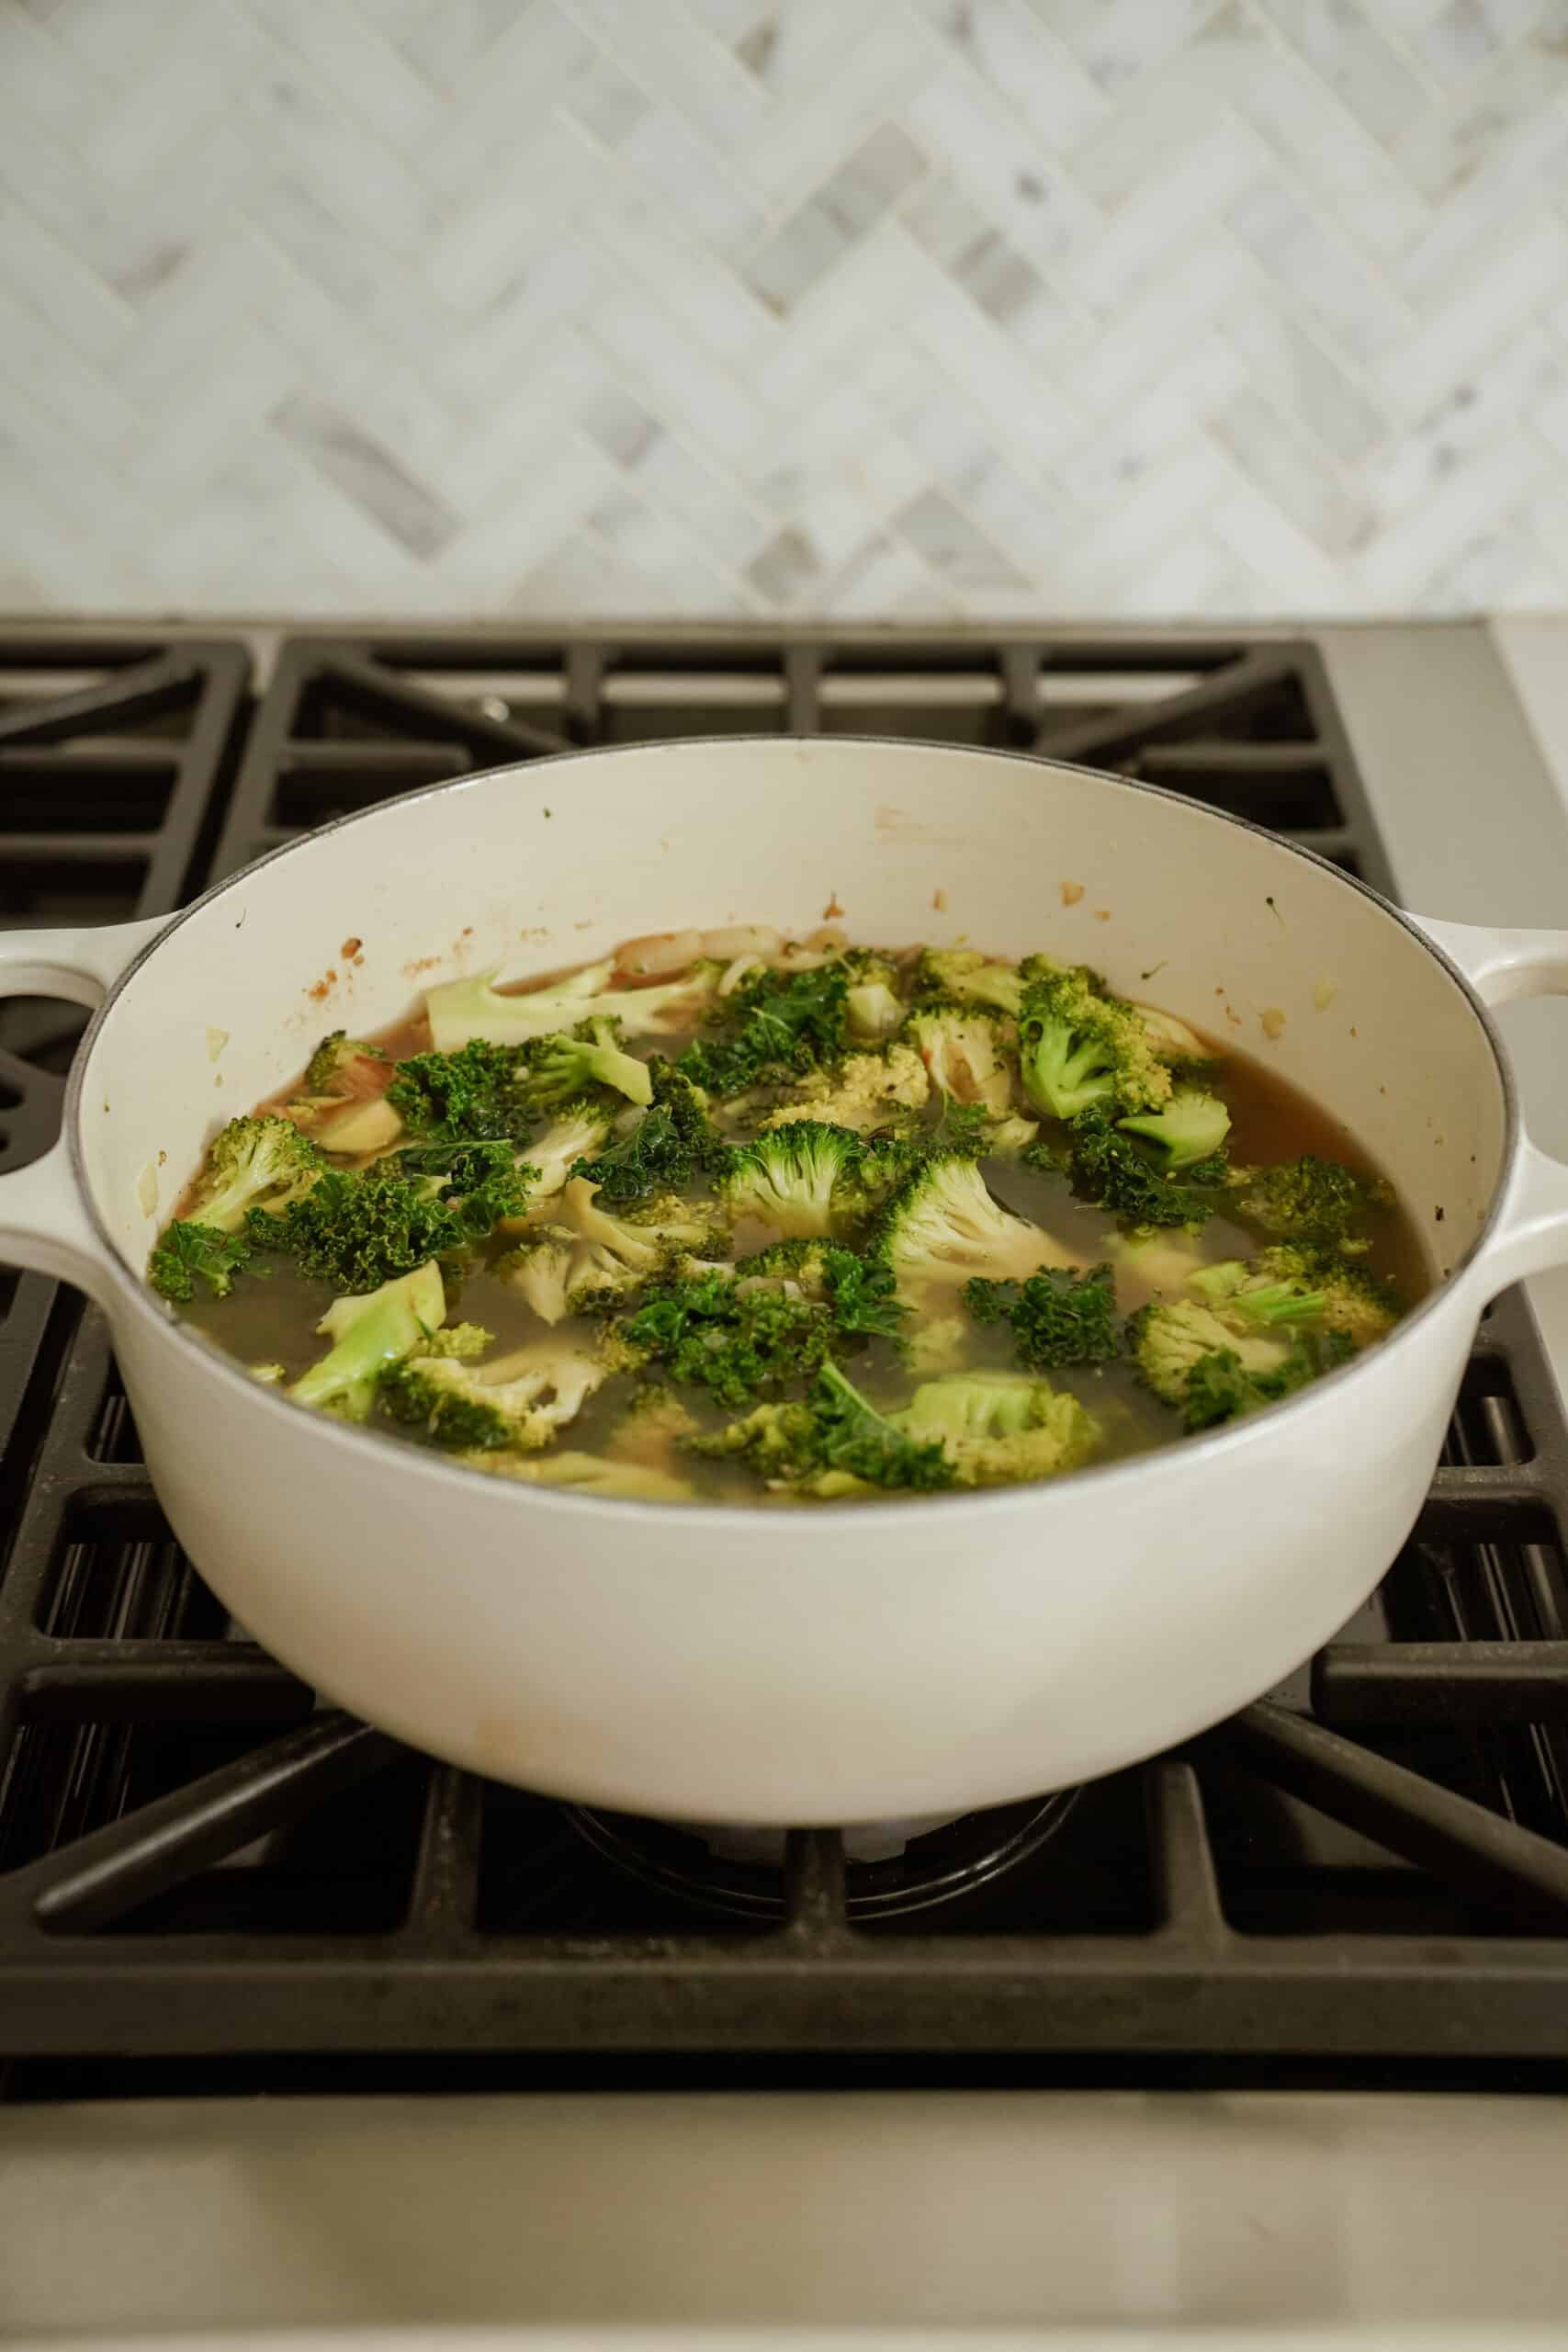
615 928 702 979
702 923 782 962
718 953 765 998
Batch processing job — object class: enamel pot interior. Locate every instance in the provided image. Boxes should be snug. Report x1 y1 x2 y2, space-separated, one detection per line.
76 738 1503 1292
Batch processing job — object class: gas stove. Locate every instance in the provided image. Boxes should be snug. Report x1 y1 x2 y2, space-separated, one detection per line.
4 622 1568 2114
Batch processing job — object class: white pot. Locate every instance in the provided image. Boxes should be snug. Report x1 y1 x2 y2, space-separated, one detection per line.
4 739 1568 1826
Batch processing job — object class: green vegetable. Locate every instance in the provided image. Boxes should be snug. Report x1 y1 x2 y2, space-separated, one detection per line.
387 1039 533 1148
304 1032 389 1094
252 1142 534 1293
1016 966 1171 1123
424 962 719 1053
696 1362 954 1494
896 1371 1101 1486
904 1004 1014 1114
911 948 1024 1014
570 1064 721 1205
181 1114 322 1234
877 1152 1065 1294
614 1270 834 1408
290 1261 446 1419
1067 1103 1226 1229
678 964 848 1097
964 1263 1120 1369
525 1018 652 1109
148 1219 258 1303
1118 1088 1232 1172
1129 1295 1355 1431
717 1119 865 1238
378 1345 604 1451
1232 1156 1390 1249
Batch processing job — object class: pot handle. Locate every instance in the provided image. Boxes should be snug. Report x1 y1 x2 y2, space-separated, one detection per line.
1412 913 1568 1288
0 916 172 1300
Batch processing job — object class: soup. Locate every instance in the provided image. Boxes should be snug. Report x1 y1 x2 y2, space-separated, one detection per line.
152 930 1421 1504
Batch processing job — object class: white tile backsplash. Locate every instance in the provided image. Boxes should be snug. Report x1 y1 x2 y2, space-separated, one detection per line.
2 0 1568 619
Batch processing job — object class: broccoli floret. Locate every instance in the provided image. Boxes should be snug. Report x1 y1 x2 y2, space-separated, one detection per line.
1190 1246 1400 1348
387 1040 534 1148
896 1371 1101 1487
184 1114 323 1234
289 1261 446 1419
928 1093 992 1155
1232 1156 1391 1250
472 1450 697 1502
569 1063 721 1205
678 964 848 1098
1130 1295 1354 1431
717 1120 865 1238
878 1153 1070 1295
760 1043 931 1135
1118 1088 1232 1172
526 1102 616 1199
420 1320 493 1359
1017 966 1172 1123
732 1238 908 1340
149 1220 257 1303
497 1227 577 1325
1067 1104 1225 1230
525 1019 652 1109
1131 1296 1294 1408
964 1263 1120 1370
378 1343 605 1453
304 1032 389 1095
558 1176 719 1310
846 979 905 1041
253 1142 533 1293
1131 1003 1211 1065
695 1363 954 1495
425 962 719 1054
905 1004 1015 1114
912 948 1024 1014
611 1268 834 1407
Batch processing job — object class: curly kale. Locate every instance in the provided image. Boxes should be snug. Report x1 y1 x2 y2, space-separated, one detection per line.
695 1363 954 1493
1232 1156 1390 1250
149 1220 258 1304
615 1269 834 1408
964 1263 1120 1370
387 1039 533 1148
678 965 848 1097
570 1062 723 1206
252 1143 533 1293
1067 1103 1228 1230
1182 1331 1356 1432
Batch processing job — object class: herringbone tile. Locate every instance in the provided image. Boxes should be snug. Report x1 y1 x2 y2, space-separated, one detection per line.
1 0 1567 616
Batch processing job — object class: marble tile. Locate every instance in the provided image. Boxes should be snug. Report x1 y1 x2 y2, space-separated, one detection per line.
3 0 1568 620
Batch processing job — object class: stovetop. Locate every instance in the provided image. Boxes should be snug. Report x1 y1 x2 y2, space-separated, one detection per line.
3 624 1568 2105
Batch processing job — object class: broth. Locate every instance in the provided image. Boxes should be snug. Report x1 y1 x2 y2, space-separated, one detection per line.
167 939 1426 1506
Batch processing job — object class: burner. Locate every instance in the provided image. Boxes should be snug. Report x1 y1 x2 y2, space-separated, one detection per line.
565 1792 1082 1925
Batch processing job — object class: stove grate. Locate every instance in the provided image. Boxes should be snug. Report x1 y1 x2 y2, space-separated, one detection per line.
0 627 1564 2090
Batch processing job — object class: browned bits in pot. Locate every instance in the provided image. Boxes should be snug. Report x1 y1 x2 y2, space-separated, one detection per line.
1061 880 1085 906
1260 1007 1286 1040
341 936 363 958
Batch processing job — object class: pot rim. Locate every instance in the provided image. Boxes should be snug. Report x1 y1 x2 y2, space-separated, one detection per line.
62 733 1518 1527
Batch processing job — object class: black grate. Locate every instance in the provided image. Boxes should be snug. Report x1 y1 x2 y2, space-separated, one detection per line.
2 626 1566 2098
0 635 251 1501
